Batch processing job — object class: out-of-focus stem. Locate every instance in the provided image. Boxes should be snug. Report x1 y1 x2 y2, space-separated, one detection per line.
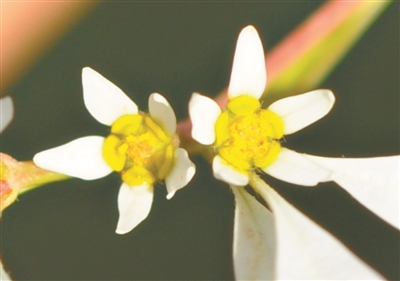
1 1 98 91
263 1 390 104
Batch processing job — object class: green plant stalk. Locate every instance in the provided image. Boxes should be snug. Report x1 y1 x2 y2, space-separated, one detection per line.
264 1 391 105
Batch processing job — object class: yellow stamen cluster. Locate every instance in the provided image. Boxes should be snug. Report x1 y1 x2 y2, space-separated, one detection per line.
102 114 176 186
215 95 284 174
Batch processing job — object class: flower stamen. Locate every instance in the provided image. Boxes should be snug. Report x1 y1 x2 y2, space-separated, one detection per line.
103 113 176 186
215 95 284 173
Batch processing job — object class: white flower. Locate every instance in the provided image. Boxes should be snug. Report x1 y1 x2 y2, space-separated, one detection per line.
0 96 14 133
34 67 195 235
189 25 399 280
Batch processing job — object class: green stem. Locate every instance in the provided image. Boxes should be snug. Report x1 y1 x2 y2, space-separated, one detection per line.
1 154 69 210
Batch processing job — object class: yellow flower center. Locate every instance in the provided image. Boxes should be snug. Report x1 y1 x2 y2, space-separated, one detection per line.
215 95 284 174
102 113 176 186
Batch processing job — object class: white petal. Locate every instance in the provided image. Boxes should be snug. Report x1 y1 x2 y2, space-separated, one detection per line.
305 154 400 229
188 93 221 145
212 156 249 186
0 212 12 280
255 182 384 280
0 96 13 133
228 25 266 99
1 259 11 281
33 136 112 180
268 89 335 135
82 67 138 126
116 183 154 234
149 93 177 134
231 186 275 281
263 147 331 186
165 148 195 199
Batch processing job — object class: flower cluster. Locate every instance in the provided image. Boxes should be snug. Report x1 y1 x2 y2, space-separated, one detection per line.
31 25 398 280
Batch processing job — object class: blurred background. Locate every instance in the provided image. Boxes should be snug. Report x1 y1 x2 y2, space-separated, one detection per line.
1 2 399 280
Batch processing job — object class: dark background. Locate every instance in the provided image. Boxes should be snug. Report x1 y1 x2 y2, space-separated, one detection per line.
1 2 399 280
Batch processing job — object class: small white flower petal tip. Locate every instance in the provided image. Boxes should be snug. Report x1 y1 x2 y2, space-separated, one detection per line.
0 96 14 133
189 93 221 145
149 93 177 134
82 67 138 126
116 183 154 235
165 148 196 199
268 89 335 135
33 136 112 180
228 25 266 100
